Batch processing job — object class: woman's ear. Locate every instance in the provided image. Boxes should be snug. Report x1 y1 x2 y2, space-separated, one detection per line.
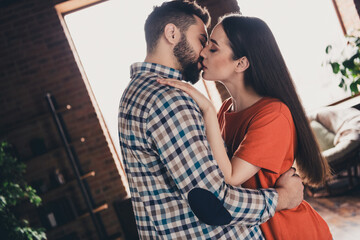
235 56 250 73
164 23 180 45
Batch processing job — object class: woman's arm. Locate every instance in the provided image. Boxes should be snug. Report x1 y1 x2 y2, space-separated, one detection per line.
200 104 260 186
157 78 260 186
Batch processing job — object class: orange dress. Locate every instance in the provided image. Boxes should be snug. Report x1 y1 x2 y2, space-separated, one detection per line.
217 97 332 240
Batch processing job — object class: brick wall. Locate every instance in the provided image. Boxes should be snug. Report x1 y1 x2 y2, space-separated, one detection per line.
0 0 129 239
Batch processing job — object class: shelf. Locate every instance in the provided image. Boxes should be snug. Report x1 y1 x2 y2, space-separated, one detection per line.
43 93 107 239
15 171 96 213
46 203 108 233
78 203 108 219
0 105 71 136
79 171 96 180
22 136 97 163
40 171 96 200
22 145 65 162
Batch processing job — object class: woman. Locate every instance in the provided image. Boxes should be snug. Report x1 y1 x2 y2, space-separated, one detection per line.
158 15 332 239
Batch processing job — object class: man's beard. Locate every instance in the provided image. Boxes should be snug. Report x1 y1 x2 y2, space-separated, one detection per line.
173 34 201 84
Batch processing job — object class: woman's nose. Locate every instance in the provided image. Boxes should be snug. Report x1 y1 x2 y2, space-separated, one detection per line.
200 47 206 59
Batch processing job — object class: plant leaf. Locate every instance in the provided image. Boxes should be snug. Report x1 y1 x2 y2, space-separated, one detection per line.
325 45 332 54
331 62 340 74
339 78 345 88
350 81 359 94
343 59 355 69
340 69 348 77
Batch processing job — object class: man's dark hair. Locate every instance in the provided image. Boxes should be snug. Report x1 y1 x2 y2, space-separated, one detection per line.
144 0 210 53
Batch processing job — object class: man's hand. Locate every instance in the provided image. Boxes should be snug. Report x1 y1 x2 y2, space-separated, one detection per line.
275 167 304 211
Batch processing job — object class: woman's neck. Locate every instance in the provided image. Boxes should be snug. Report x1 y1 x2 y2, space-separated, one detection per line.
231 92 262 112
222 77 262 112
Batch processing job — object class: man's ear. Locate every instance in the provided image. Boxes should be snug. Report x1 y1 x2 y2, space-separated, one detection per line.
235 56 250 73
164 23 180 45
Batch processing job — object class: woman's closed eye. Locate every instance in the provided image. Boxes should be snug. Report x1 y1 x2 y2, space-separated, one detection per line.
208 43 217 53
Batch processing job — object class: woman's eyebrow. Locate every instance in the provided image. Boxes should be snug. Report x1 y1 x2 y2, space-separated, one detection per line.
210 39 219 46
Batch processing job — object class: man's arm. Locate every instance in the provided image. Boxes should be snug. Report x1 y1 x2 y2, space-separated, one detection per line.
147 88 303 226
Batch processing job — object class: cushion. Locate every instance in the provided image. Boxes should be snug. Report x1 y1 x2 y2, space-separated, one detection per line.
310 120 335 151
315 107 360 145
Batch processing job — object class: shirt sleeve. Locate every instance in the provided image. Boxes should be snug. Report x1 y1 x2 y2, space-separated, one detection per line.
234 108 292 174
146 88 278 227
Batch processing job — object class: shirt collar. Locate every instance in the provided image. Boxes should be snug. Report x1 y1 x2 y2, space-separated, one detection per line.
130 62 183 80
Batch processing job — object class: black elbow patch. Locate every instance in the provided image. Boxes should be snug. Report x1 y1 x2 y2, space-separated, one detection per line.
188 188 232 226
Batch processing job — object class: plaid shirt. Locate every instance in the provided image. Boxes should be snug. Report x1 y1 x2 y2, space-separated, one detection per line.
118 62 278 239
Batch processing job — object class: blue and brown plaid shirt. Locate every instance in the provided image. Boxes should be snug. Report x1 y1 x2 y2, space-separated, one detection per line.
118 62 278 239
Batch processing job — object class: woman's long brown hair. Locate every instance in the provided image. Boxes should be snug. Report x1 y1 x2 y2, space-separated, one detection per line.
221 15 330 186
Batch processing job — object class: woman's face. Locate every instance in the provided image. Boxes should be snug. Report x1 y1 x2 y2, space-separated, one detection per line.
200 24 237 81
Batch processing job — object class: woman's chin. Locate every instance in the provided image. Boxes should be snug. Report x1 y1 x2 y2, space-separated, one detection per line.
201 72 215 81
201 71 208 79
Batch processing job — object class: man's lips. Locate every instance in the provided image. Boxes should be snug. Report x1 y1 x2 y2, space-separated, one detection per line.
198 62 207 70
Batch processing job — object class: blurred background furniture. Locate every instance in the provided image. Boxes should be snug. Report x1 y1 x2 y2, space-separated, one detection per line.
307 106 360 196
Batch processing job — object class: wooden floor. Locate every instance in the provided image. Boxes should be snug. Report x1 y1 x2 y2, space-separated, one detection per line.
305 179 360 240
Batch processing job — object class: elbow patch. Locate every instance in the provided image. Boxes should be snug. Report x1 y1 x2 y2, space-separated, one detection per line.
188 188 232 226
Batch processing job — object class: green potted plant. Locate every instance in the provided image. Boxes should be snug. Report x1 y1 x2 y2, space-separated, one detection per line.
325 34 360 95
0 141 46 240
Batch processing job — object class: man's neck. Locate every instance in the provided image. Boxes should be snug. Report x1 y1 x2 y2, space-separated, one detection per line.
144 51 179 70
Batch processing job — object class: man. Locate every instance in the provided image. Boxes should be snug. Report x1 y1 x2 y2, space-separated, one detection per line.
118 1 303 239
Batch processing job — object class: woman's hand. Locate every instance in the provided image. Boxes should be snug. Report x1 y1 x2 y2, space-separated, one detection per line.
157 78 214 113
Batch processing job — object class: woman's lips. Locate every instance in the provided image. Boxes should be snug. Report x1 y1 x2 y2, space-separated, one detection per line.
198 62 207 70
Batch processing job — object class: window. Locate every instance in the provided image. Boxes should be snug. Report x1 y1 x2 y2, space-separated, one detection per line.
237 0 348 111
63 0 209 159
